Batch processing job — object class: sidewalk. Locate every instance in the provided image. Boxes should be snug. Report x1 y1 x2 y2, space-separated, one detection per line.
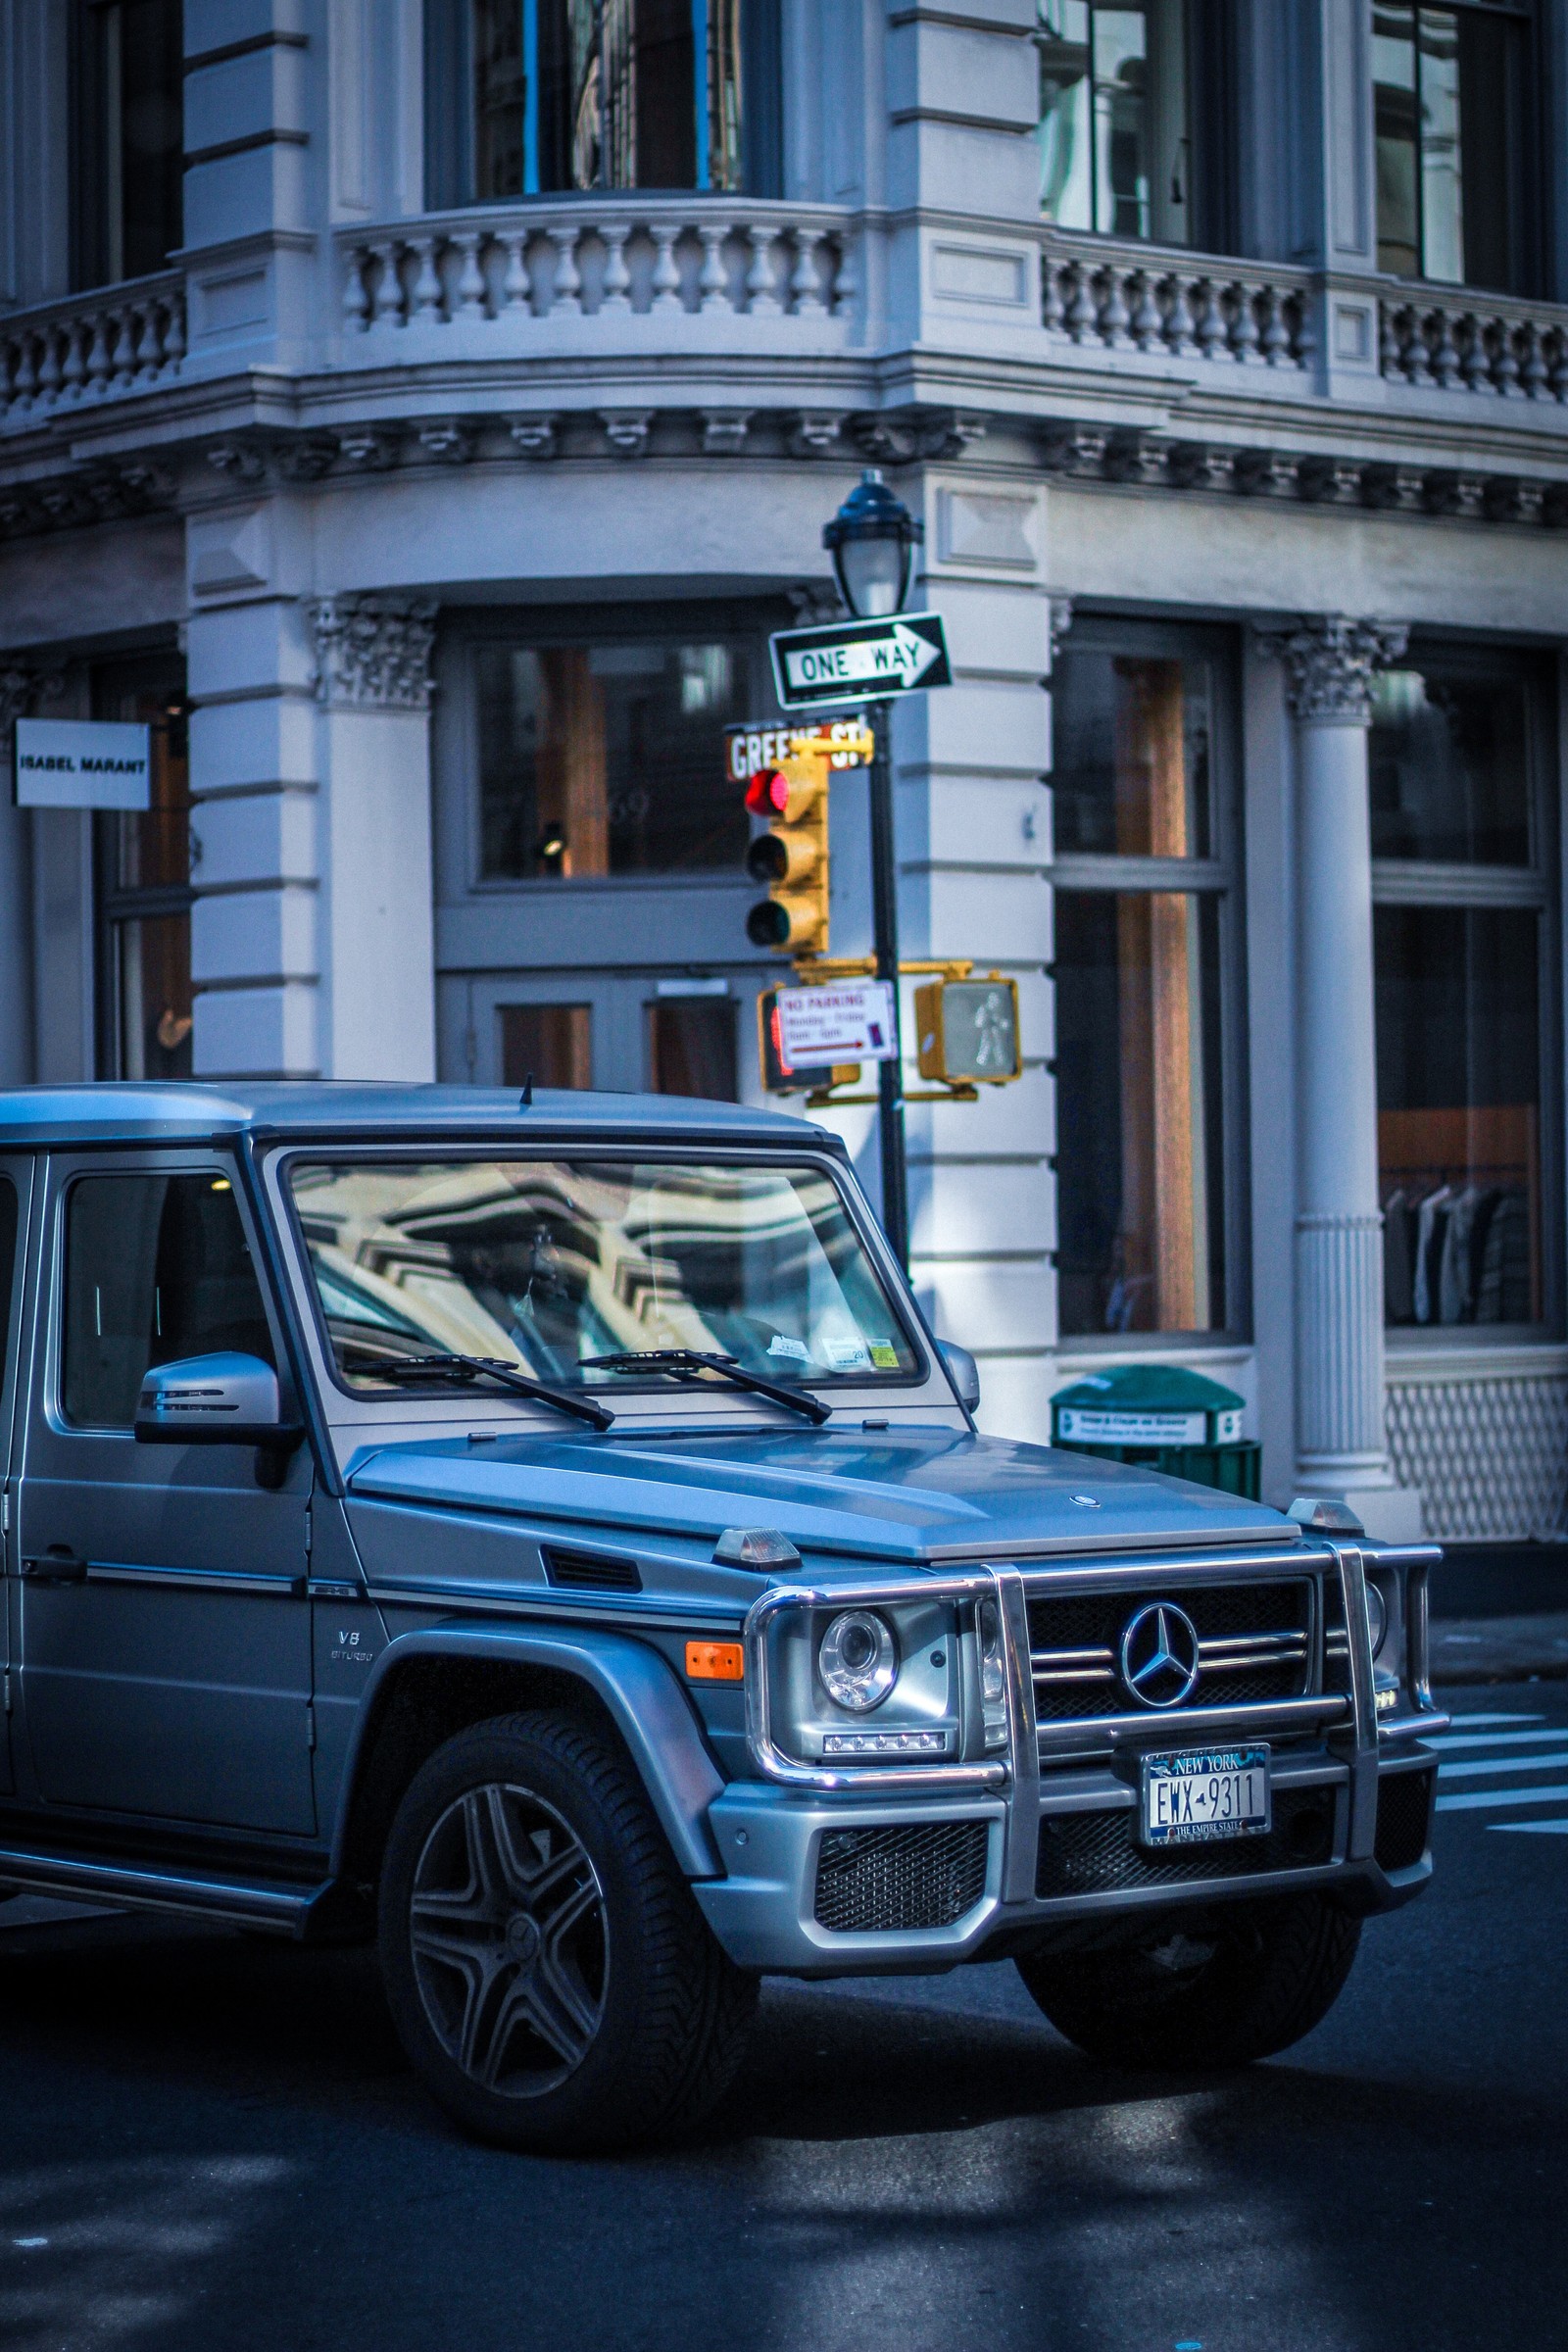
1429 1543 1568 1685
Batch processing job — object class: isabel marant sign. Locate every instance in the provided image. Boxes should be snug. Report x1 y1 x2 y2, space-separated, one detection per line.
13 718 152 810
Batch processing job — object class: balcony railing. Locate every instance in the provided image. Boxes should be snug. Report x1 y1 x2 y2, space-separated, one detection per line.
1040 231 1313 369
0 271 186 429
337 197 855 336
1380 287 1568 399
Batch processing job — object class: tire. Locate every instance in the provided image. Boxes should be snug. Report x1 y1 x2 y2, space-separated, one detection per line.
378 1710 756 2153
1016 1894 1361 2072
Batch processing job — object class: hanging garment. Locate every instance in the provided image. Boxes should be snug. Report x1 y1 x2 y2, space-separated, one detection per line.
1412 1186 1451 1326
1383 1191 1415 1324
1476 1192 1531 1324
1439 1187 1485 1325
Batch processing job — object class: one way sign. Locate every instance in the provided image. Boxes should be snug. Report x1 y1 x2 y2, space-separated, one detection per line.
768 612 952 710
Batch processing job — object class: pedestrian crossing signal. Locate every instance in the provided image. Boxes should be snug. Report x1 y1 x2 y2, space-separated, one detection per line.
744 759 829 955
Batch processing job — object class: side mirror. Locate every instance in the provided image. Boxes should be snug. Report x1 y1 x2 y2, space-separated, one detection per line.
135 1352 299 1447
936 1339 980 1414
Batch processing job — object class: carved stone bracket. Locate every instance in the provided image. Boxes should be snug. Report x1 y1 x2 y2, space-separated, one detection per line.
701 410 752 455
275 435 341 483
307 594 439 711
1048 596 1074 656
849 408 983 466
1255 615 1410 723
338 425 400 470
786 582 844 626
509 415 559 459
789 412 843 457
601 410 653 456
415 419 473 466
208 441 267 484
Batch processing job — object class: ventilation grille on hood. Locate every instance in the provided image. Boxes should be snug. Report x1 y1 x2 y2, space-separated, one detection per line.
542 1544 643 1593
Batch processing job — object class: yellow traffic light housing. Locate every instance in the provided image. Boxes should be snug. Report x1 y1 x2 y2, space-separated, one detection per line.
744 758 830 956
915 974 1022 1086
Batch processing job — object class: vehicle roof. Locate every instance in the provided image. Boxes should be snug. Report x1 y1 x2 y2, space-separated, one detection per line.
0 1082 828 1151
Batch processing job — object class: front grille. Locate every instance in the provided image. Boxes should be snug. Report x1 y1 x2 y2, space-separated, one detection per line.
813 1821 990 1934
1029 1579 1313 1723
1034 1788 1339 1898
1374 1768 1434 1873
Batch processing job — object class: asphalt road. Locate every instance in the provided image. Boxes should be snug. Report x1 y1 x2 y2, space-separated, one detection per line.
0 1684 1562 2352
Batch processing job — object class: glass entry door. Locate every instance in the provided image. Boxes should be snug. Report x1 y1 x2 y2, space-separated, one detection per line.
445 975 741 1102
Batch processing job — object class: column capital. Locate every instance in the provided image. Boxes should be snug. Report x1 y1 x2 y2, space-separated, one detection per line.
0 661 65 754
306 594 438 711
1254 614 1408 723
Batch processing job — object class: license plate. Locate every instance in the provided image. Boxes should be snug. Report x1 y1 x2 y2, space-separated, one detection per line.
1140 1745 1271 1846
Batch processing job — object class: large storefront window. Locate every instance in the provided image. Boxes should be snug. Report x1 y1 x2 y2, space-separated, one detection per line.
475 632 750 881
426 0 782 202
1373 1 1536 292
1051 629 1241 1339
92 656 193 1082
71 0 183 290
1372 652 1557 1330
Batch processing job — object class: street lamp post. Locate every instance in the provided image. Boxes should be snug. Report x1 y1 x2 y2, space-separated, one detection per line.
823 469 923 1271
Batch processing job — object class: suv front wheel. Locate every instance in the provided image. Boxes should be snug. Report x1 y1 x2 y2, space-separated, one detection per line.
379 1711 756 2152
1016 1893 1361 2072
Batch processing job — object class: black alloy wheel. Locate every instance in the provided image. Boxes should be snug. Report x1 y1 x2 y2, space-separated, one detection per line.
379 1712 756 2153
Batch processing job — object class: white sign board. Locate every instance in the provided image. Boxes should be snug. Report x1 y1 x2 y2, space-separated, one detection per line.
1057 1408 1211 1446
768 613 952 710
14 718 152 810
776 981 898 1066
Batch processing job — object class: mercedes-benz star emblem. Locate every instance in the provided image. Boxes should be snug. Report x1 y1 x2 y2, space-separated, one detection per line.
1118 1601 1201 1709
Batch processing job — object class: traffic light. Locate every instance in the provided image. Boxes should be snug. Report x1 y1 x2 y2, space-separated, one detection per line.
744 754 829 955
915 976 1022 1086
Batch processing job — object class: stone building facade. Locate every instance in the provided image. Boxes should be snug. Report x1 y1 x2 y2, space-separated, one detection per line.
3 0 1568 1540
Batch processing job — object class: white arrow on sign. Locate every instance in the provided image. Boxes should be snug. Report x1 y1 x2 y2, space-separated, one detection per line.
781 621 942 696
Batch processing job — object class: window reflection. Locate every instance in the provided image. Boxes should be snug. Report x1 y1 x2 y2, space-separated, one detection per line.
289 1159 918 1390
1051 652 1213 858
1373 1 1532 292
1039 0 1193 246
476 636 748 882
1376 906 1542 1325
1369 668 1530 864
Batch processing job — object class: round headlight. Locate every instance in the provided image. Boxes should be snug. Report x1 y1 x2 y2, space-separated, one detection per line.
1364 1581 1388 1656
818 1610 898 1711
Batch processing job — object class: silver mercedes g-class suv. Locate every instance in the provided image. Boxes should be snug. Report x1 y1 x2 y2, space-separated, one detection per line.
0 1085 1445 2151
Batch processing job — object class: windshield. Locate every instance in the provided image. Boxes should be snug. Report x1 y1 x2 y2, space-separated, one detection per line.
288 1156 921 1396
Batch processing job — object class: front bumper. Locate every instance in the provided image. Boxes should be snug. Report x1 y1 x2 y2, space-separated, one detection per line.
694 1536 1445 1976
693 1740 1439 1975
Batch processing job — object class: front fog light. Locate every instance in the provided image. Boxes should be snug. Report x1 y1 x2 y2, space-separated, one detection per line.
818 1610 898 1711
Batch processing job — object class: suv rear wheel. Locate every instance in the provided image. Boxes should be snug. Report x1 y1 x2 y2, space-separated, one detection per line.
1016 1893 1361 2072
379 1711 756 2152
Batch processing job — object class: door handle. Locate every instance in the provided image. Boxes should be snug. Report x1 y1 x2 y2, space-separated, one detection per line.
22 1548 88 1584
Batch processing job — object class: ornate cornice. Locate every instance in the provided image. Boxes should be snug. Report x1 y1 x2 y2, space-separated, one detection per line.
1255 615 1409 723
307 594 438 711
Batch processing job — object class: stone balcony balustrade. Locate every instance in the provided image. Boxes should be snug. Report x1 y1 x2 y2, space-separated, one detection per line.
336 196 857 347
0 271 186 430
1380 286 1568 400
1040 231 1315 370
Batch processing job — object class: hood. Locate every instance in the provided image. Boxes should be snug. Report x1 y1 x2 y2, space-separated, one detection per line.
346 1425 1296 1566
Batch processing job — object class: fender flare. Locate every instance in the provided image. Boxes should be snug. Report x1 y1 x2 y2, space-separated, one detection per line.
330 1623 725 1880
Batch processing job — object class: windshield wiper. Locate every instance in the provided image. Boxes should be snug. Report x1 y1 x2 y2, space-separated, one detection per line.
581 1349 831 1426
342 1347 614 1432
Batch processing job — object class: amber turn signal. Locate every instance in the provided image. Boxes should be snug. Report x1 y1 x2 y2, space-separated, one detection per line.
685 1640 745 1683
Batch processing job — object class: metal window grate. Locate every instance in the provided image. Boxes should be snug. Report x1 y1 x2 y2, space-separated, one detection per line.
1374 1768 1434 1874
813 1821 990 1934
1034 1787 1338 1898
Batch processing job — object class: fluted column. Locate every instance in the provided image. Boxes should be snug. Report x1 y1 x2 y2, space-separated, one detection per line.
1258 616 1423 1538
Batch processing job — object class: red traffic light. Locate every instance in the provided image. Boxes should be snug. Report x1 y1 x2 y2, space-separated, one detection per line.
745 766 791 817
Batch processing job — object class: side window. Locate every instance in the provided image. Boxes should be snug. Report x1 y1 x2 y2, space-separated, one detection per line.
0 1176 18 1389
63 1173 274 1430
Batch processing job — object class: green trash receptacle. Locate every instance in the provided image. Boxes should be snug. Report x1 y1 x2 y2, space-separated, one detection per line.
1050 1363 1260 1500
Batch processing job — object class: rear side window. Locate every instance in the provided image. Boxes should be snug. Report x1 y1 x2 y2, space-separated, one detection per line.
0 1177 18 1389
63 1173 273 1429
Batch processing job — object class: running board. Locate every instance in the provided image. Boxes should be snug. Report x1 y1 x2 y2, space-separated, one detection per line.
0 1843 345 1937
